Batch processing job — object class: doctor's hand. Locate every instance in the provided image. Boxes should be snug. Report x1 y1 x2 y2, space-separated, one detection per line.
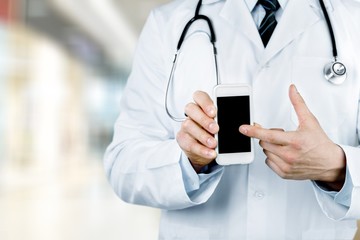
176 91 219 173
240 85 346 191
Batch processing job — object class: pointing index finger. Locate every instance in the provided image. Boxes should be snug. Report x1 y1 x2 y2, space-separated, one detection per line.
239 124 290 145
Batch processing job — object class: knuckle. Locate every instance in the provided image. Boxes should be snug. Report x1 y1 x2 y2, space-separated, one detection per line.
176 132 187 148
277 166 291 179
176 131 182 141
176 132 196 154
182 119 193 130
289 138 302 151
193 90 205 100
283 151 296 164
176 131 185 142
185 141 194 153
280 164 292 175
266 132 277 143
184 103 195 114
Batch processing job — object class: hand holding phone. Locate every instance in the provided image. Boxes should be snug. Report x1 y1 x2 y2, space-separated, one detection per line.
177 91 219 172
213 84 254 165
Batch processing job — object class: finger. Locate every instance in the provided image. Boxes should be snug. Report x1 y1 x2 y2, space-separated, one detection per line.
289 84 313 124
182 119 217 149
185 102 219 134
193 91 217 118
265 157 288 179
176 131 217 160
259 140 285 156
259 128 285 153
264 151 291 179
240 124 290 145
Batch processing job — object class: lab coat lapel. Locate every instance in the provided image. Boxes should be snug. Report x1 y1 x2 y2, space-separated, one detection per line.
259 0 325 66
220 0 264 50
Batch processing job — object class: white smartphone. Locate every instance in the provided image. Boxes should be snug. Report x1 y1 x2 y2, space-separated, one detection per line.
213 84 254 165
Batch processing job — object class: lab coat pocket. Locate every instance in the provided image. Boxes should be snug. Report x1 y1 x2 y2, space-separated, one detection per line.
291 57 351 139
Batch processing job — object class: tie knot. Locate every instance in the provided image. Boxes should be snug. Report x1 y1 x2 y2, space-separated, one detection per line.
258 0 280 12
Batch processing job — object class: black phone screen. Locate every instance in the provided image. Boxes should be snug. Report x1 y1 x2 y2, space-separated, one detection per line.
217 95 251 154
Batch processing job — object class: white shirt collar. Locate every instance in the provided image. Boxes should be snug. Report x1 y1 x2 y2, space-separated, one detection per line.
245 0 289 11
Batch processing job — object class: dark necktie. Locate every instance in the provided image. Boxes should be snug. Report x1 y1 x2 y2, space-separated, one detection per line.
257 0 280 47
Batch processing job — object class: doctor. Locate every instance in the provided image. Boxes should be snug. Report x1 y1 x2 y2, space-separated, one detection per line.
104 0 360 239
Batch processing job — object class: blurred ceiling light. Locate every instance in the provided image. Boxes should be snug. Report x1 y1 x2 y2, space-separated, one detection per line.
48 0 137 71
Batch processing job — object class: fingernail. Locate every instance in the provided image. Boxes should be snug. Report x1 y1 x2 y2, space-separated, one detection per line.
206 150 216 158
207 106 216 116
239 125 248 134
207 138 216 147
209 122 216 131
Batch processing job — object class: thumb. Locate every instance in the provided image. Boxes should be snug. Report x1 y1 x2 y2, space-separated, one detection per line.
289 84 313 125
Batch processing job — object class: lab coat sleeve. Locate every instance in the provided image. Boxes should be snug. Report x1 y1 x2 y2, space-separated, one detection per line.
312 145 360 220
104 10 223 210
180 152 223 194
313 166 353 207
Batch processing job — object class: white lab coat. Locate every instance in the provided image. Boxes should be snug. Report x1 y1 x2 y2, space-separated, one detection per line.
104 0 360 239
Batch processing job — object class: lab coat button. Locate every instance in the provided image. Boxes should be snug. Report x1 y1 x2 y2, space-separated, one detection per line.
254 191 265 199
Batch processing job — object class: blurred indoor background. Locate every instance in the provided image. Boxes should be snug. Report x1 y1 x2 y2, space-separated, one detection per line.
0 0 168 239
0 0 359 240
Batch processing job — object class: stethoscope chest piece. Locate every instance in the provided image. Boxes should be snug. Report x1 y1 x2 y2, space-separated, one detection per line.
324 61 347 85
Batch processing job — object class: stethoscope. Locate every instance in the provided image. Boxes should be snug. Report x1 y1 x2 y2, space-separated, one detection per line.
165 0 347 122
318 0 347 84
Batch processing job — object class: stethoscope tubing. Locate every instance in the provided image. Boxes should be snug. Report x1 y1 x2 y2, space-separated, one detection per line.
319 0 338 60
165 0 346 122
